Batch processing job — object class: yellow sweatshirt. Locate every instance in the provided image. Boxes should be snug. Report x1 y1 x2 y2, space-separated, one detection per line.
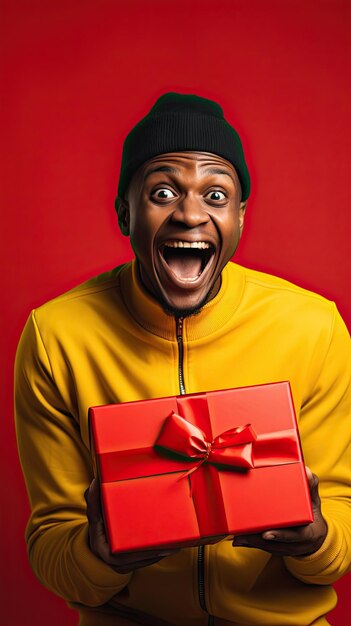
15 261 351 626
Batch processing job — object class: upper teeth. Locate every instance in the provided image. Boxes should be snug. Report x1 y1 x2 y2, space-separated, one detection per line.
164 241 210 249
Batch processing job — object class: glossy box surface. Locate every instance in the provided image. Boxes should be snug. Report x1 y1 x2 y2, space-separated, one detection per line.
89 382 313 553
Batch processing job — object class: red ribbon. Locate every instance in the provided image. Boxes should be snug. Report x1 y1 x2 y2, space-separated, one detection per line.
156 411 257 473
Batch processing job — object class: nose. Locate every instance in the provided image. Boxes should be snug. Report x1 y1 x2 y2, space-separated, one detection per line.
170 194 210 228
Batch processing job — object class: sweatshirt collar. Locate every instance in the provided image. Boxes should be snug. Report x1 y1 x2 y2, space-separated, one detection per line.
120 260 245 341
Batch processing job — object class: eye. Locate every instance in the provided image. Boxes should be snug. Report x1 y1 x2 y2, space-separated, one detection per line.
205 190 226 202
151 188 176 201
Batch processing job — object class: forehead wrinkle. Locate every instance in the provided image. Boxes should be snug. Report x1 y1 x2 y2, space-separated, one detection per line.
143 165 179 181
142 164 235 185
200 167 235 180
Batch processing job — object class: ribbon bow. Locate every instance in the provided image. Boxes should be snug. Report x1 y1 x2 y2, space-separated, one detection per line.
156 411 257 474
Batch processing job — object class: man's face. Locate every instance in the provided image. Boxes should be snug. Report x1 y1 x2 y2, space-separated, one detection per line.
119 151 247 316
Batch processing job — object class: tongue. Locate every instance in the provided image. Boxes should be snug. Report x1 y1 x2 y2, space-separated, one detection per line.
164 249 203 279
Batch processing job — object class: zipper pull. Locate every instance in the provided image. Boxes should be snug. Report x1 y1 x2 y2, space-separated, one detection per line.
176 317 183 339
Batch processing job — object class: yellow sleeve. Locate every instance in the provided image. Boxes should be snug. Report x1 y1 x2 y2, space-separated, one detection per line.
14 311 131 606
285 304 351 584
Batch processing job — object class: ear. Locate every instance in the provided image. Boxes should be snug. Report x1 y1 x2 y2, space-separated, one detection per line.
239 201 247 236
117 198 130 236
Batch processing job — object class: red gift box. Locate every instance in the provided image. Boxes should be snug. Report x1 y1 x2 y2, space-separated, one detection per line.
89 382 313 553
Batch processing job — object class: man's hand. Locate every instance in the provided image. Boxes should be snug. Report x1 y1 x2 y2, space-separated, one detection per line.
232 467 327 556
85 478 180 574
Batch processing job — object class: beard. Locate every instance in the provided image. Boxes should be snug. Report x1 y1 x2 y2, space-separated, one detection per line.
161 297 209 319
136 259 221 319
161 282 221 319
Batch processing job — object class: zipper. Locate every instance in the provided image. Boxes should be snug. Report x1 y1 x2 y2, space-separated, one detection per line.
197 545 207 613
176 317 186 395
175 317 214 626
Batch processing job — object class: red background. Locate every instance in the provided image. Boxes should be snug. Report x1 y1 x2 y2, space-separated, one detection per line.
1 1 350 624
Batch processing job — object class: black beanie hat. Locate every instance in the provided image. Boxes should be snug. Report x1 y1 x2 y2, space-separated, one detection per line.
116 92 250 211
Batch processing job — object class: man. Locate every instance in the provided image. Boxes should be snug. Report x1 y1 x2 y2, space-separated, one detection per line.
15 93 351 626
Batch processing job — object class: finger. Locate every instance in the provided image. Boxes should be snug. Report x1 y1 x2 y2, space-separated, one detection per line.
113 548 180 562
85 480 109 558
233 534 282 551
86 478 103 524
107 550 180 574
305 468 321 508
233 534 261 547
261 526 312 543
233 532 312 554
113 556 167 574
305 466 314 483
235 525 311 545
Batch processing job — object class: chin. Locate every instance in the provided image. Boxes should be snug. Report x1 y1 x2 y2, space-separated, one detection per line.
156 271 222 318
159 291 215 319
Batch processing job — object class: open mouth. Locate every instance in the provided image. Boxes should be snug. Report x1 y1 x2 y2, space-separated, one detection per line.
159 241 215 283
